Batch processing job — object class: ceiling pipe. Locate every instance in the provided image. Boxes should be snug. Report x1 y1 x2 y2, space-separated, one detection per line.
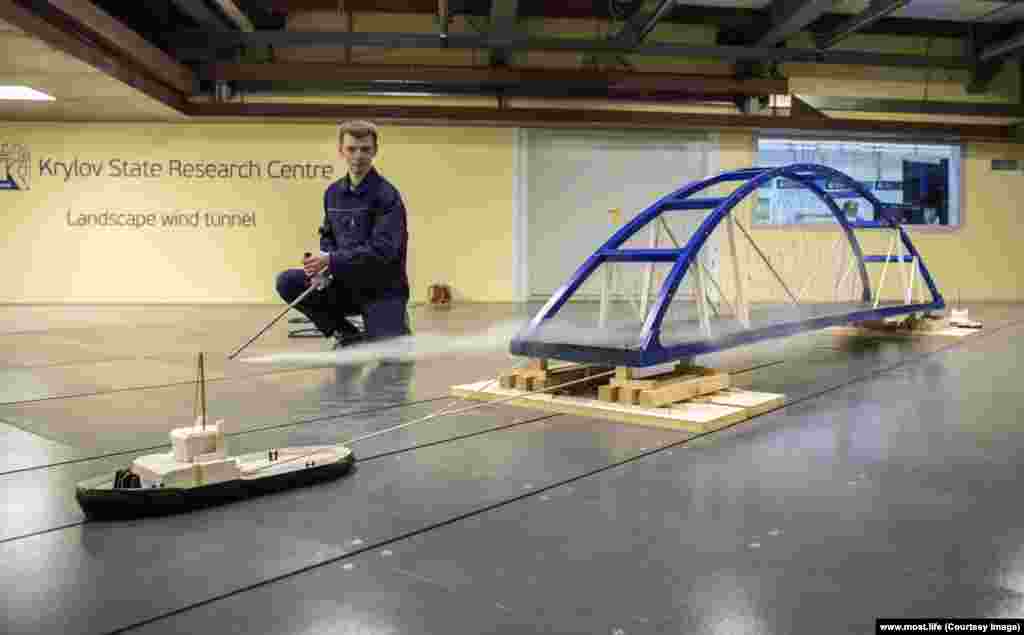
815 0 912 49
208 0 255 32
980 28 1024 62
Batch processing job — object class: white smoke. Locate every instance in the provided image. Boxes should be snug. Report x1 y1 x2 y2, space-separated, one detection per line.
239 320 530 367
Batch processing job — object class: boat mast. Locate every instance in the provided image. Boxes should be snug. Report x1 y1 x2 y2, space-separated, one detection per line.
194 351 207 430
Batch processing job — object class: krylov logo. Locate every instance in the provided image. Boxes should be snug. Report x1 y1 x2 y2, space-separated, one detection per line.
0 142 30 191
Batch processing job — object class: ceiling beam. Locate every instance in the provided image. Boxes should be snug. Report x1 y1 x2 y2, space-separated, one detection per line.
790 95 829 120
170 30 971 69
754 0 834 48
0 0 191 112
965 22 1013 93
167 0 235 31
797 95 1024 118
241 2 969 39
608 0 677 50
37 0 193 94
488 0 519 66
209 0 255 31
966 60 1005 93
586 0 675 69
201 62 788 94
980 27 1024 62
815 0 912 49
188 101 1014 142
233 80 773 104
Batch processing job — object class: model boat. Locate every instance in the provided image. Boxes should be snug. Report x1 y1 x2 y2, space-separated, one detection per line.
75 353 355 520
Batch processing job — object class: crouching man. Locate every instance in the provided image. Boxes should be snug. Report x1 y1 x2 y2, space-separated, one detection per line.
276 120 411 347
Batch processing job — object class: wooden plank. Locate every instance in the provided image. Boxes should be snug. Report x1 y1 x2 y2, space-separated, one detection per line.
693 388 786 417
636 370 730 407
666 401 749 431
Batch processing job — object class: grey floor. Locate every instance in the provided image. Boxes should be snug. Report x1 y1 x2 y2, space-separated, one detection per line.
1 302 1022 635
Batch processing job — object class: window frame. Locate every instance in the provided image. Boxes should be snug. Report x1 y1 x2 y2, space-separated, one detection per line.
751 132 965 234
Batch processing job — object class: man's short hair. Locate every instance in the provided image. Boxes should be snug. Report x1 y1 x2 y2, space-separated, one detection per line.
338 120 379 147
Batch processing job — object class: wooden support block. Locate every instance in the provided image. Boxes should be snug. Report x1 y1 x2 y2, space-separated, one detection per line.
597 384 619 402
618 386 643 405
605 365 730 408
500 363 612 395
610 362 707 387
635 375 702 406
509 368 546 391
636 370 729 407
536 365 610 391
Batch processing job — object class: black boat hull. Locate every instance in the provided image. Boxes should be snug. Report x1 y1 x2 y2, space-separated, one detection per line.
76 453 355 521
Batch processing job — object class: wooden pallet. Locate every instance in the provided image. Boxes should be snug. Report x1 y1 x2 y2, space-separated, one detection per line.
451 381 784 433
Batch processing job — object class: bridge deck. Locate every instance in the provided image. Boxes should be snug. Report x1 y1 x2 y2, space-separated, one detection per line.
511 300 939 366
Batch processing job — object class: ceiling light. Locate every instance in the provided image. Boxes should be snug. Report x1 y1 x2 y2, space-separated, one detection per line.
365 91 441 97
0 86 55 101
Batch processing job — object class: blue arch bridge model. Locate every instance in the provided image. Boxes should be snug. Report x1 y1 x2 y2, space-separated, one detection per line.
510 163 945 368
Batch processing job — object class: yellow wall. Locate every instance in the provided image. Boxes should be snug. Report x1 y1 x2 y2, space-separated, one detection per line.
0 122 514 303
1 121 1021 305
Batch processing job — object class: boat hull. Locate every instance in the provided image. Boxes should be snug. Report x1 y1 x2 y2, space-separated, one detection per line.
76 451 355 521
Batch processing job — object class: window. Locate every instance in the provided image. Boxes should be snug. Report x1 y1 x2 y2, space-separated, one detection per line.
754 137 962 228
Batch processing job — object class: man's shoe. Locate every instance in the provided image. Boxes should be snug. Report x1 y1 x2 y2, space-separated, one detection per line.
332 331 365 349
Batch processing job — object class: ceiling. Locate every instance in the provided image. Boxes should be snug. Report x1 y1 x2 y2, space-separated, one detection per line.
1 1 1024 140
0 9 183 122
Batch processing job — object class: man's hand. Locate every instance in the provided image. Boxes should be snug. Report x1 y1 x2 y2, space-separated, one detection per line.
302 253 329 278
